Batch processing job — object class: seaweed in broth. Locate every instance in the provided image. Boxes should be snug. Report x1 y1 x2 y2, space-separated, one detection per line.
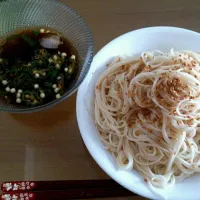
0 27 79 107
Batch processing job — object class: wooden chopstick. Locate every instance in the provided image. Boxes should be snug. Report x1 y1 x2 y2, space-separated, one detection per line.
0 187 135 200
1 180 123 192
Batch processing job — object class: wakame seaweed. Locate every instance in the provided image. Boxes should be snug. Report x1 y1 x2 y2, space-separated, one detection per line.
0 27 78 107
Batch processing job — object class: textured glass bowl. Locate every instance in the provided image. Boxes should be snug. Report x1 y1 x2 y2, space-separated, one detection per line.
0 0 93 113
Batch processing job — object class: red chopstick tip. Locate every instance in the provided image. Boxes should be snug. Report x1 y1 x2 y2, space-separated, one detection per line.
1 183 13 192
1 182 36 192
0 192 35 200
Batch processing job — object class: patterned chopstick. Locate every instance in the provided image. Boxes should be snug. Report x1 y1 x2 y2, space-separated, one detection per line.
1 180 122 192
0 187 135 200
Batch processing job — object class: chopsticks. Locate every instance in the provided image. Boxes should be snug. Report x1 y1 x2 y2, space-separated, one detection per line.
0 180 136 199
1 180 122 192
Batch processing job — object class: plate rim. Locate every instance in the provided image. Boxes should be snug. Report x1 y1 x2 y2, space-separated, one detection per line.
76 26 200 200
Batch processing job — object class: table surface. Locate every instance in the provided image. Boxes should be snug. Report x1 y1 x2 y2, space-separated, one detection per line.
1 0 200 199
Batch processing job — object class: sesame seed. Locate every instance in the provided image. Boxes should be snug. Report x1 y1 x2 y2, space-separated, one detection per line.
52 84 57 89
16 98 21 103
10 88 16 93
58 51 61 55
16 93 21 98
2 80 8 85
35 73 40 78
57 76 61 80
56 94 61 99
40 93 45 98
68 68 73 73
48 58 53 63
54 88 60 93
18 89 23 93
55 64 60 69
64 68 68 72
34 84 39 89
40 29 45 33
53 55 58 60
61 52 67 57
71 55 76 60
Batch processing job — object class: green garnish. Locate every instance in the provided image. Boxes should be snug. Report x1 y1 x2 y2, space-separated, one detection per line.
0 28 78 107
32 30 40 36
44 82 53 88
21 34 36 46
48 69 59 81
22 91 42 106
6 34 19 42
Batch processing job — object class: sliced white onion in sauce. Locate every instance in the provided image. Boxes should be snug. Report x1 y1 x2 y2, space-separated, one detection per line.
40 35 62 49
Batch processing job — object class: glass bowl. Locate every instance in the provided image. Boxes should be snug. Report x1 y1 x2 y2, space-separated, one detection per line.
0 0 93 113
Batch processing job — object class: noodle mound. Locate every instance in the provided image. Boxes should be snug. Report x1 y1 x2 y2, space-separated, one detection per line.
95 50 200 189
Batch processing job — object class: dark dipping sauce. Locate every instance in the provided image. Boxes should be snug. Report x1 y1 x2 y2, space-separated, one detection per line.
0 27 78 107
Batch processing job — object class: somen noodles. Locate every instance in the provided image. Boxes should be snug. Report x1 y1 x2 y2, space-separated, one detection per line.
94 49 200 189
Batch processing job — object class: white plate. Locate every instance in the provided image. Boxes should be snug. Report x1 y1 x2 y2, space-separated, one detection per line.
76 27 200 200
